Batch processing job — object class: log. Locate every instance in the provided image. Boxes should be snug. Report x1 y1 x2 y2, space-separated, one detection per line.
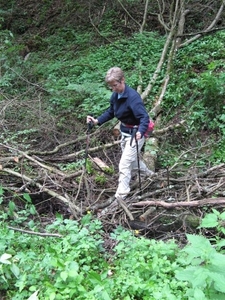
132 198 225 208
139 207 156 221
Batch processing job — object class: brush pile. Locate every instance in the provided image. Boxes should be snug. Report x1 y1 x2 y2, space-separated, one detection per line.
1 125 225 240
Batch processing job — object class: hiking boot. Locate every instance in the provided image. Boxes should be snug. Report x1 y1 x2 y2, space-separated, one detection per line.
140 170 156 179
146 170 155 176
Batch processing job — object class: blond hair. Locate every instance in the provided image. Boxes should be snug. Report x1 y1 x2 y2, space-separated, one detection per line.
105 67 124 83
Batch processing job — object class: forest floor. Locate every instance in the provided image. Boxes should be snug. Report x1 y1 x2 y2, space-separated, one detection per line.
1 0 225 243
1 125 225 244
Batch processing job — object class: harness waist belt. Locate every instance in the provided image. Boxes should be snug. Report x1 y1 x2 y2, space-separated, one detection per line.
121 122 138 128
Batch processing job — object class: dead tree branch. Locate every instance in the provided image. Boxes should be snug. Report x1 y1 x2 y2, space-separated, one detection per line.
133 198 225 208
180 1 225 47
2 167 81 216
8 226 63 238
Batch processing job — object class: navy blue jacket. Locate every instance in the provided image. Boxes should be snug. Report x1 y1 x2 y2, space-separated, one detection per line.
97 84 149 136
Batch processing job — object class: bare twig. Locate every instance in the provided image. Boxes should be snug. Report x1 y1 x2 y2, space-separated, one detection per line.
8 226 62 238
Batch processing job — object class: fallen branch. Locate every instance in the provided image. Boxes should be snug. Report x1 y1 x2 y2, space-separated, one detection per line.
2 167 81 216
133 197 225 208
8 226 63 238
117 197 134 221
139 207 156 221
22 152 66 177
179 1 225 48
50 140 120 161
154 120 186 135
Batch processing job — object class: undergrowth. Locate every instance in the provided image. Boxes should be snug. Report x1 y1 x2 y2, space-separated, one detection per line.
1 27 225 164
1 4 225 300
1 208 225 300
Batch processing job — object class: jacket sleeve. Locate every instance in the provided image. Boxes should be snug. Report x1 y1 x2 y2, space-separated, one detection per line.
130 95 149 136
97 96 115 125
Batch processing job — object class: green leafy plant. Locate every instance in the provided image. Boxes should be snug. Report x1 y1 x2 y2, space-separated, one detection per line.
210 138 225 163
95 174 107 185
108 227 186 300
198 208 225 243
197 71 225 122
0 188 37 226
0 217 185 299
209 112 225 163
0 252 20 290
59 160 85 171
2 213 225 300
176 234 225 299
